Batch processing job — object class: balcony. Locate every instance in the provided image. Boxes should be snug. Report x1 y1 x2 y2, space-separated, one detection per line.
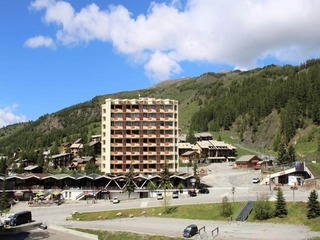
129 108 139 113
125 134 138 138
145 168 157 173
143 117 156 121
143 159 156 164
111 160 123 164
112 143 123 147
113 134 123 138
160 142 173 147
127 151 137 155
160 134 173 138
143 134 156 138
112 125 123 130
112 117 123 121
143 108 156 113
160 151 171 155
112 151 123 155
112 108 123 113
143 125 156 130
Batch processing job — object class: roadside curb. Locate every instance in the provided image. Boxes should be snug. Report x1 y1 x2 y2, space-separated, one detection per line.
48 224 98 240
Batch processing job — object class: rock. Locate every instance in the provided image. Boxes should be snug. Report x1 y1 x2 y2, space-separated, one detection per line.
141 211 146 215
116 212 122 217
129 214 134 218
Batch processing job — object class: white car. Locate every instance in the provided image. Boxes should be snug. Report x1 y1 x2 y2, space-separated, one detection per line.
253 177 260 184
157 193 163 200
112 197 120 204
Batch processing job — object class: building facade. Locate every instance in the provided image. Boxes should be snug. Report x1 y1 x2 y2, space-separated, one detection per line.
101 98 179 174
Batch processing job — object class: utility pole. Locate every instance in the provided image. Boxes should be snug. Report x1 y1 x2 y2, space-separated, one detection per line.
232 187 235 202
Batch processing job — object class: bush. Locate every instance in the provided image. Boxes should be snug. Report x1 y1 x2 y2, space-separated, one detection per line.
220 196 232 217
254 194 274 220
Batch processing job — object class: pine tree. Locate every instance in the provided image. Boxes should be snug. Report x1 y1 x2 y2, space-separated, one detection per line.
287 144 296 165
307 190 320 219
186 128 196 144
274 188 288 218
277 135 288 166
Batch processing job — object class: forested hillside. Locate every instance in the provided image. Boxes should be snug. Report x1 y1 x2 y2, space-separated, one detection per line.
1 59 320 165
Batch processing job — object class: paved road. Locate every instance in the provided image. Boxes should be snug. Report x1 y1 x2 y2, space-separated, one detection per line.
7 163 320 239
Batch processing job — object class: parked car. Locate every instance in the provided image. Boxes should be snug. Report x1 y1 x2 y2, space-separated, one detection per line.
188 189 197 197
157 193 163 200
198 188 209 194
4 213 15 225
112 197 120 204
172 191 179 199
9 211 32 226
253 177 260 184
183 224 198 238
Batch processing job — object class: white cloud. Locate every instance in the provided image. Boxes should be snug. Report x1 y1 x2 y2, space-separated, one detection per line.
24 35 56 49
0 105 27 128
28 0 320 81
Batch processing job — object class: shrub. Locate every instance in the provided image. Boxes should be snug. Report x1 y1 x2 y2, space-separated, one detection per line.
220 196 232 217
254 194 274 220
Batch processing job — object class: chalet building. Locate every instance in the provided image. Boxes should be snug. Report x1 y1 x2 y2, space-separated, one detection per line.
178 134 187 143
50 153 73 169
101 98 179 174
62 142 72 153
178 142 195 156
194 140 236 163
69 156 97 171
70 139 84 157
195 132 213 141
235 155 262 169
180 151 200 164
91 134 101 142
88 140 101 156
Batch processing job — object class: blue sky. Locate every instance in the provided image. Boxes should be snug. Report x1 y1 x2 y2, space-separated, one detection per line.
1 0 320 127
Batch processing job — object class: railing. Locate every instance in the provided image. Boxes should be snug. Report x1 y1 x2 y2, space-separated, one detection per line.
212 227 219 239
235 201 255 221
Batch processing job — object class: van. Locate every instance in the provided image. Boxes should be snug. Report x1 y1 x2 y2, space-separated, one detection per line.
183 224 198 238
9 211 32 226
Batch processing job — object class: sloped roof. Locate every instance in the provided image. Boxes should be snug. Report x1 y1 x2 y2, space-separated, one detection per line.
24 165 40 171
181 150 198 156
236 155 261 162
178 142 194 149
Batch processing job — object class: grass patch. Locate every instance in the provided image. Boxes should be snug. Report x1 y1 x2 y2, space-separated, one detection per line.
71 202 244 221
306 162 320 178
74 228 183 240
247 202 320 232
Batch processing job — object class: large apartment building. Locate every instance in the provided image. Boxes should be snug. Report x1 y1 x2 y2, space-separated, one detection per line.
101 98 179 174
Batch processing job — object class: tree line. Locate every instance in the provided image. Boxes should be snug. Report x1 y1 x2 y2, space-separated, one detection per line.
190 60 320 145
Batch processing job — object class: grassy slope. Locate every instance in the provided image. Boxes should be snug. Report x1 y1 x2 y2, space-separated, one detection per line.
72 201 320 231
